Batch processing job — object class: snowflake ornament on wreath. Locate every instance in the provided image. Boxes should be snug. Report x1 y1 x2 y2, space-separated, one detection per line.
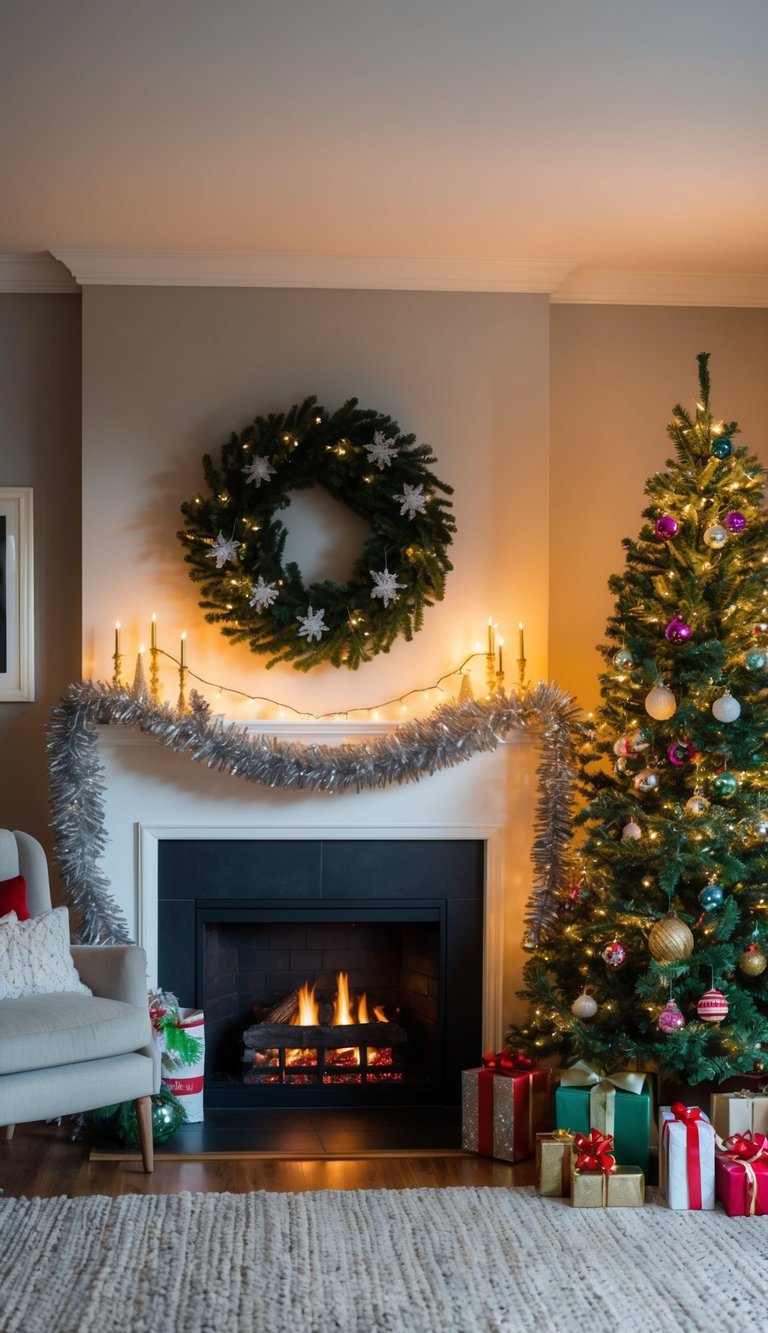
178 396 455 670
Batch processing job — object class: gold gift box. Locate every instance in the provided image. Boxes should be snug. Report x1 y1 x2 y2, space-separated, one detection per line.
536 1130 574 1197
571 1165 645 1208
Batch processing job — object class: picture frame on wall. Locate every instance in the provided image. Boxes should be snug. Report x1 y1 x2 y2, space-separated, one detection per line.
0 488 34 701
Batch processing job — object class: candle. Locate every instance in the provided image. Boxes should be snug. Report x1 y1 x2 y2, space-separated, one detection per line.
487 617 494 655
151 613 157 651
114 621 121 657
180 632 186 668
518 621 525 660
498 637 504 674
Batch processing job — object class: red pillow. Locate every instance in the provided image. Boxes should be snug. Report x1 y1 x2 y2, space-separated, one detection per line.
0 874 30 921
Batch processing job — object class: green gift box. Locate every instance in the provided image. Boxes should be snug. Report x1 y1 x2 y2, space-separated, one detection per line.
555 1064 651 1178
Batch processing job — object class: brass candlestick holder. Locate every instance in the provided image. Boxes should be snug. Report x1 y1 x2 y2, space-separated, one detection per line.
177 662 189 714
149 646 160 702
112 650 123 689
486 651 498 699
517 655 527 690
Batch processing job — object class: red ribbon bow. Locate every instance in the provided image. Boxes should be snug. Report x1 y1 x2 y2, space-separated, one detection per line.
670 1102 702 1126
725 1131 768 1161
481 1048 533 1072
574 1129 616 1173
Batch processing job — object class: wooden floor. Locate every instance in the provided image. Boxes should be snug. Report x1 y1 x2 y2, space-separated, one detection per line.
1 1121 535 1198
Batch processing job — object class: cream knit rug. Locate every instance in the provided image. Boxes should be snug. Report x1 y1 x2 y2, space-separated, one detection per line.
0 1186 764 1333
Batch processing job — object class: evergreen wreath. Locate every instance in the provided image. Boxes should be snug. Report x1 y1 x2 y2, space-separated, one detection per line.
178 396 455 670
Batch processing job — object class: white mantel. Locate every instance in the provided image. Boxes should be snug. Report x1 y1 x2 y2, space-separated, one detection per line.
96 720 539 1049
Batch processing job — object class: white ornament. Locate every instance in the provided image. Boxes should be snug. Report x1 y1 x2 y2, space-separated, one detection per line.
370 566 406 608
242 456 276 487
365 431 399 470
621 821 642 841
297 605 329 643
395 482 428 519
571 993 598 1019
645 684 677 720
712 690 742 723
206 530 241 569
613 736 633 757
248 576 279 611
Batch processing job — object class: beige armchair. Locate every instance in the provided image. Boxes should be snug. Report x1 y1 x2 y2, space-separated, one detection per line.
0 829 160 1171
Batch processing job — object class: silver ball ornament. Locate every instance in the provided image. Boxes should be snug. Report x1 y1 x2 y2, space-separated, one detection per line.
613 648 634 671
685 794 709 816
712 690 741 723
703 523 728 549
571 993 598 1020
634 769 659 793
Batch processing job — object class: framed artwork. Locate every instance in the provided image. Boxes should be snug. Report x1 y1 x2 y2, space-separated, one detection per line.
0 488 34 701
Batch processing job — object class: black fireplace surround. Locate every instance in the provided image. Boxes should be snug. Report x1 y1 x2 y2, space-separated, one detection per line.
158 838 484 1109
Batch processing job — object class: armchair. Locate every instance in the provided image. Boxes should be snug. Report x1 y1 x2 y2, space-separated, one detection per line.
0 829 160 1171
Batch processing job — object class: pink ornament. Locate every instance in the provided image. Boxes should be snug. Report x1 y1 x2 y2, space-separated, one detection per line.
602 939 627 967
724 511 746 533
696 988 729 1024
656 515 679 540
667 740 696 767
664 615 692 644
658 1000 686 1033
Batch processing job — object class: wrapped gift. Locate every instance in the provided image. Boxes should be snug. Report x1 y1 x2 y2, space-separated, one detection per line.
659 1103 715 1210
710 1089 768 1142
556 1062 651 1176
569 1130 645 1208
462 1050 551 1162
536 1129 575 1196
715 1132 768 1217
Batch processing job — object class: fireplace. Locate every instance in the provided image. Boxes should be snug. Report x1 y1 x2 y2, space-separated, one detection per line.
158 837 484 1108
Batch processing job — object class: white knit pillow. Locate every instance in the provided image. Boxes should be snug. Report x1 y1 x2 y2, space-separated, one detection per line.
0 907 92 999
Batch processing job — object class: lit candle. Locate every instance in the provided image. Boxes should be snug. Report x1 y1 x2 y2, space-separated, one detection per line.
151 613 157 651
518 621 525 659
180 631 186 668
487 617 494 655
498 637 504 675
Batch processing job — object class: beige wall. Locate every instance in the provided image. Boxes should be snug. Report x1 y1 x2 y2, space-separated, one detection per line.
0 294 81 883
81 287 550 714
550 306 768 712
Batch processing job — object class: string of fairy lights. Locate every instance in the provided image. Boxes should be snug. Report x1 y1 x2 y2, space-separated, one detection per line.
108 613 528 721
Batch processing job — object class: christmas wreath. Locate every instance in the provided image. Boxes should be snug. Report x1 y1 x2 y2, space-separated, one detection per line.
178 396 455 670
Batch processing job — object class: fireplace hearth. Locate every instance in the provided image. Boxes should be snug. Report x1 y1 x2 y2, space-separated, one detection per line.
158 837 484 1109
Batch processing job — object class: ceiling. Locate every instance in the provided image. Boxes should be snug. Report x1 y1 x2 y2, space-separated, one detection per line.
2 0 767 296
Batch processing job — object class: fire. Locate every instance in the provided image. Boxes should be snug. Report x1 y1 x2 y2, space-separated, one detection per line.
284 971 390 1070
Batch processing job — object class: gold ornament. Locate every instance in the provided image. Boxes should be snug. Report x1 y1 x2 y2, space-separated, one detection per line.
738 943 768 977
648 913 694 963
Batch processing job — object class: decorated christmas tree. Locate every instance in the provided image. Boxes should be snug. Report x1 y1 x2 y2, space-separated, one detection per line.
514 354 768 1083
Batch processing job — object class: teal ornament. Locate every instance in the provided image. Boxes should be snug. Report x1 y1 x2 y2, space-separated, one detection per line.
746 650 767 671
711 437 732 459
613 648 634 671
699 883 725 911
712 770 739 799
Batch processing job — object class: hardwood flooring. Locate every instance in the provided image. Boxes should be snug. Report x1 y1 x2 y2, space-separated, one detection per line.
1 1121 535 1198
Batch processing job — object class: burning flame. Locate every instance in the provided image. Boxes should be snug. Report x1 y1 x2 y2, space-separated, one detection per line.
284 971 389 1068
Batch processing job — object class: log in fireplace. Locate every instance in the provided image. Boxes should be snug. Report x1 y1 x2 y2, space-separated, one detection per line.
158 838 484 1109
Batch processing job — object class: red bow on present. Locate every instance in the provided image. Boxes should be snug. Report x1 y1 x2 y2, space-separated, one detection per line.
670 1102 703 1126
724 1131 768 1162
574 1129 616 1173
481 1048 533 1072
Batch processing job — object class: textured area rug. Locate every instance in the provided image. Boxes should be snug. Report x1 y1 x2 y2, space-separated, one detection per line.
0 1186 765 1333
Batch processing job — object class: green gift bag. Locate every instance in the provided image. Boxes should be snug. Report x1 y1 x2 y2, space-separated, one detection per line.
555 1064 651 1177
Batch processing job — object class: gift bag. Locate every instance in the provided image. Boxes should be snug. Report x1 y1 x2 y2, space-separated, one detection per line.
151 996 205 1124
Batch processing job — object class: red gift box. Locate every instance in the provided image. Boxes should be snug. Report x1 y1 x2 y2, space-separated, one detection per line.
715 1132 768 1216
461 1049 551 1162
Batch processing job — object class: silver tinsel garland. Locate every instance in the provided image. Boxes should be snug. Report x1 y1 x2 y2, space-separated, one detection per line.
47 680 587 946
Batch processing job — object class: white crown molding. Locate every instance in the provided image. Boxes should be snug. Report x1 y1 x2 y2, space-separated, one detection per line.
552 268 768 308
0 253 79 293
50 249 578 293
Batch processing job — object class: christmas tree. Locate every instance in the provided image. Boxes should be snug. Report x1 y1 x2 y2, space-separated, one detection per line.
513 354 768 1082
